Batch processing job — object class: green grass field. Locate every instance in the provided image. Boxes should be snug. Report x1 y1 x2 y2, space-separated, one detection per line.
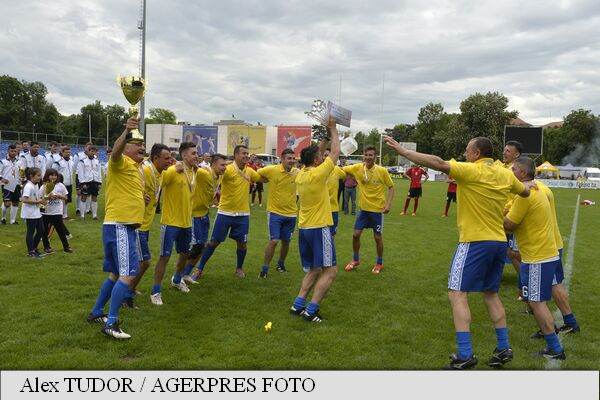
1 180 599 370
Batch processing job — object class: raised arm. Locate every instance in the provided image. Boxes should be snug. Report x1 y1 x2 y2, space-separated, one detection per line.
384 135 450 174
327 118 340 165
111 117 139 162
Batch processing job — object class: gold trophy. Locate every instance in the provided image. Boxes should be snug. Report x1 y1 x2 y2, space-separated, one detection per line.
117 75 146 143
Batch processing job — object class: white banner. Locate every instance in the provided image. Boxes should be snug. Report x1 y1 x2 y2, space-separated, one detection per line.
1 370 598 400
538 179 600 189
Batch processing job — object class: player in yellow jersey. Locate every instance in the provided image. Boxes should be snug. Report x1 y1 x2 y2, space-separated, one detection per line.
322 148 346 237
342 145 394 274
117 143 172 309
502 140 523 288
384 135 536 369
87 117 146 340
505 157 565 360
289 118 340 323
151 142 198 305
256 148 299 278
182 153 227 283
193 144 265 279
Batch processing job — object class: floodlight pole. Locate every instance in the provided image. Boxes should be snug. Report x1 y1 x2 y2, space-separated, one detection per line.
379 72 385 164
138 0 147 141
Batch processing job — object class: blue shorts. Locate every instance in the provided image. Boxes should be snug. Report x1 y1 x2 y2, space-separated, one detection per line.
553 248 564 285
330 211 339 236
136 230 151 262
506 233 519 252
448 241 507 292
159 224 192 256
102 224 139 276
353 209 383 233
268 212 296 241
211 213 249 243
191 215 210 245
520 259 560 302
298 227 336 271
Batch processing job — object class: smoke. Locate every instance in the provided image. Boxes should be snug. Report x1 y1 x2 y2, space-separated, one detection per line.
561 122 600 167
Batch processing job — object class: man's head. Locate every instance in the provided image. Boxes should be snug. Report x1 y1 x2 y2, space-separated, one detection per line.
363 145 377 167
49 141 58 154
280 148 295 170
150 143 172 173
123 141 146 163
503 140 523 164
61 145 71 160
179 142 198 167
86 145 97 159
203 153 211 163
300 144 322 168
211 153 228 176
464 137 493 162
340 158 347 166
22 141 30 152
234 145 249 167
511 157 536 182
29 141 40 156
7 144 17 159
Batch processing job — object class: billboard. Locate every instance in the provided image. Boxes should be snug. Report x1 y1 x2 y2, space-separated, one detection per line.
504 126 543 154
227 125 266 155
277 126 311 157
182 126 218 154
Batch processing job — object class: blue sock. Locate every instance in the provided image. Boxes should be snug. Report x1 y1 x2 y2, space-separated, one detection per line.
376 257 383 265
495 327 509 350
262 264 269 273
544 333 563 353
91 278 116 317
182 264 194 276
306 301 319 316
152 283 161 295
236 248 247 269
172 272 182 284
106 280 129 326
293 296 306 310
127 289 136 299
198 244 216 271
277 259 285 268
353 253 359 262
456 331 473 359
563 313 577 327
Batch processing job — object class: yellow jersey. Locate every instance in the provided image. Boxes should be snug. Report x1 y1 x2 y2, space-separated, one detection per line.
258 165 299 217
296 157 334 229
192 167 218 218
159 163 194 228
506 185 558 263
139 163 163 231
327 166 346 212
343 163 393 212
104 155 145 225
449 158 525 242
537 180 564 250
219 162 261 214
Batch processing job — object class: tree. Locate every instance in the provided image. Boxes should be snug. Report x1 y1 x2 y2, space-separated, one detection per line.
145 108 177 124
412 102 445 154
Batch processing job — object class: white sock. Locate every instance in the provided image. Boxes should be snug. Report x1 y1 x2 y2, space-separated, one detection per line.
1 204 6 220
91 201 98 218
76 196 81 211
63 203 68 218
11 206 18 223
79 201 87 219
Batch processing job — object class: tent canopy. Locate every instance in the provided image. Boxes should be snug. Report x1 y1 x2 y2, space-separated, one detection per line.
536 161 560 178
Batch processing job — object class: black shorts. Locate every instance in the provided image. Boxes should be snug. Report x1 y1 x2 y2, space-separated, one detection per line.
408 187 422 198
446 192 456 202
81 181 100 196
253 182 264 193
2 186 21 203
65 185 73 203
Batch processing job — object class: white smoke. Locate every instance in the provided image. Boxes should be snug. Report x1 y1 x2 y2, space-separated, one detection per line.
561 122 600 167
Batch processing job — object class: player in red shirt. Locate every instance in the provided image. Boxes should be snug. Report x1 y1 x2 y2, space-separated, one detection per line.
401 164 429 216
443 175 457 217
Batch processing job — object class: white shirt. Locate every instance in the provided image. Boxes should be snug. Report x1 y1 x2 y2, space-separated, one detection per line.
45 152 61 170
76 156 102 183
0 157 20 191
19 153 46 177
199 161 210 169
73 151 86 171
20 181 42 219
40 182 68 215
52 157 74 186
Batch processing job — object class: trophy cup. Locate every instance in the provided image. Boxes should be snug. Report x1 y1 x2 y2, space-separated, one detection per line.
305 100 331 141
305 99 357 154
117 75 146 143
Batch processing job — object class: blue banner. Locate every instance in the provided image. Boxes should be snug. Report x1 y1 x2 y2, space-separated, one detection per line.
182 126 218 155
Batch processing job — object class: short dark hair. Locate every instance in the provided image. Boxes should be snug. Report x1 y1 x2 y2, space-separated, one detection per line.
471 137 494 158
234 144 248 155
513 157 536 179
30 141 39 147
179 141 196 155
364 145 377 154
49 141 58 147
61 145 70 152
505 140 523 155
281 148 295 158
151 143 170 161
211 153 227 164
300 144 320 167
8 144 16 150
88 145 98 152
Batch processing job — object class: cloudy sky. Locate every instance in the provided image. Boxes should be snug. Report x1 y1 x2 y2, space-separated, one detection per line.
2 0 600 132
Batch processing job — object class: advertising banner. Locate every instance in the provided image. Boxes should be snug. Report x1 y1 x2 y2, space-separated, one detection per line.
182 126 218 155
277 126 311 157
538 179 600 190
227 126 266 155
